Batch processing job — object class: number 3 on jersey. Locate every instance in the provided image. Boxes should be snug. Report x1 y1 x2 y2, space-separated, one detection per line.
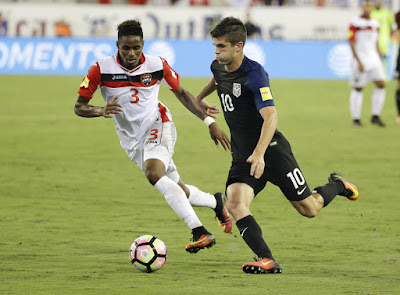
221 93 234 112
130 88 139 103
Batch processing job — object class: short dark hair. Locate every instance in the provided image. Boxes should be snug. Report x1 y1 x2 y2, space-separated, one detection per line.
210 17 247 46
117 20 143 40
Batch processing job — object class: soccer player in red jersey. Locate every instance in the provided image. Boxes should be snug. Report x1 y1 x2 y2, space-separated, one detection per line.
74 20 232 253
348 0 387 127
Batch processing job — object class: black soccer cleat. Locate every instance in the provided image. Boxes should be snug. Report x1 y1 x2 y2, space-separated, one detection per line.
353 119 362 127
371 115 386 127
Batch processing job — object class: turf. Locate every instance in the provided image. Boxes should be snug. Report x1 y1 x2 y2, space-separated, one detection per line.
1 76 399 294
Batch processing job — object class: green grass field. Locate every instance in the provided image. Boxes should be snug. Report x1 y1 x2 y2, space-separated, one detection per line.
1 76 399 294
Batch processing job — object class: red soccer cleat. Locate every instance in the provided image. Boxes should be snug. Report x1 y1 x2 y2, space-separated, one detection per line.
242 257 282 274
328 173 359 200
214 192 232 233
185 234 216 254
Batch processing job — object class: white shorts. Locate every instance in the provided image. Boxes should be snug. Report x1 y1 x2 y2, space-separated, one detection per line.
125 121 180 183
350 60 385 88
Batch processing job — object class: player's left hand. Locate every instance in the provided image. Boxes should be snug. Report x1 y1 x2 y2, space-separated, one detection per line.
198 99 220 118
209 123 231 151
247 153 265 179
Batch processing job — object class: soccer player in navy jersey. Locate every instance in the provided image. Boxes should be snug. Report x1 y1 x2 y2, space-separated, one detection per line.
196 17 359 274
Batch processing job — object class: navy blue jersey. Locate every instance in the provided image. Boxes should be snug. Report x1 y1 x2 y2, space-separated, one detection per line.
211 56 276 162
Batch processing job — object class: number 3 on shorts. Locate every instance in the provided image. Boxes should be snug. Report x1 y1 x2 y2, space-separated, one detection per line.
149 129 158 140
286 168 305 189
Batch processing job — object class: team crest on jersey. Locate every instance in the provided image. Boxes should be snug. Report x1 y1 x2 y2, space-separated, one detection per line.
232 83 241 98
141 73 152 86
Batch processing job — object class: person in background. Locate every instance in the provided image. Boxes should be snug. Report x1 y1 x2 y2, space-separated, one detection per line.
394 11 400 123
190 0 209 5
370 0 395 73
0 12 8 37
55 19 71 37
244 12 261 39
348 0 386 127
129 0 147 4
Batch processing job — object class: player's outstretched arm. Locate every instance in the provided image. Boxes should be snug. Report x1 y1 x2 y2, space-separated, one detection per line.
173 85 230 150
173 86 206 120
74 95 122 118
196 77 220 118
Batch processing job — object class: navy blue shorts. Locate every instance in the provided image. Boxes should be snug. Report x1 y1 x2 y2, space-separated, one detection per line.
226 131 311 201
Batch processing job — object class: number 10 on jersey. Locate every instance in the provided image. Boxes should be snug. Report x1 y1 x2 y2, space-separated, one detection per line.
221 93 234 112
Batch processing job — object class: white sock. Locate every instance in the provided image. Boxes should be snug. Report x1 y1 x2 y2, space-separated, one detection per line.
154 176 202 229
350 89 363 120
186 184 217 209
371 88 386 116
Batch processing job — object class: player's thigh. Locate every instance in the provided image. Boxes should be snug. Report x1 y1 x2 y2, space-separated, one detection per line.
369 64 386 85
350 65 368 88
266 133 311 202
143 122 177 171
226 161 267 196
124 122 177 173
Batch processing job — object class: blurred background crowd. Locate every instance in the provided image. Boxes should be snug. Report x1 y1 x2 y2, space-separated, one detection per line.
0 0 394 8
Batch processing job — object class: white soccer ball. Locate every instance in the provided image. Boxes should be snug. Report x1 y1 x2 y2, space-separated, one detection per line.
129 235 167 273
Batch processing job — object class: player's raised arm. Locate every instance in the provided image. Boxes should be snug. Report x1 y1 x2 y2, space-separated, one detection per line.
74 94 122 118
173 85 230 151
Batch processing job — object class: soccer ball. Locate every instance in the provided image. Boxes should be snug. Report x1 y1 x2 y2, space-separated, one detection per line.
129 235 167 273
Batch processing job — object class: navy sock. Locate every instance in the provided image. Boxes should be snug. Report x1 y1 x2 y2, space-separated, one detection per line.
236 215 274 260
313 180 344 207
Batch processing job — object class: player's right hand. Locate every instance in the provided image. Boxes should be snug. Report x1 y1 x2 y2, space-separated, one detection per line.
247 153 265 179
102 94 123 118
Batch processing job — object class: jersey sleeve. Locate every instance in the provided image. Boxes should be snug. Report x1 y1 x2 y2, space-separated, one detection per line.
161 57 180 91
77 62 101 100
247 67 275 111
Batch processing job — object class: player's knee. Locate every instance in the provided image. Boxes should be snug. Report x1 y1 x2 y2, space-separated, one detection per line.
145 169 163 186
377 83 385 89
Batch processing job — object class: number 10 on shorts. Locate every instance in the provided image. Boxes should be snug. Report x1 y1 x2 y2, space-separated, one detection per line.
286 168 305 189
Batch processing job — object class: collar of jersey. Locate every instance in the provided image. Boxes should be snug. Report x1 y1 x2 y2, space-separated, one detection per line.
116 52 146 73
